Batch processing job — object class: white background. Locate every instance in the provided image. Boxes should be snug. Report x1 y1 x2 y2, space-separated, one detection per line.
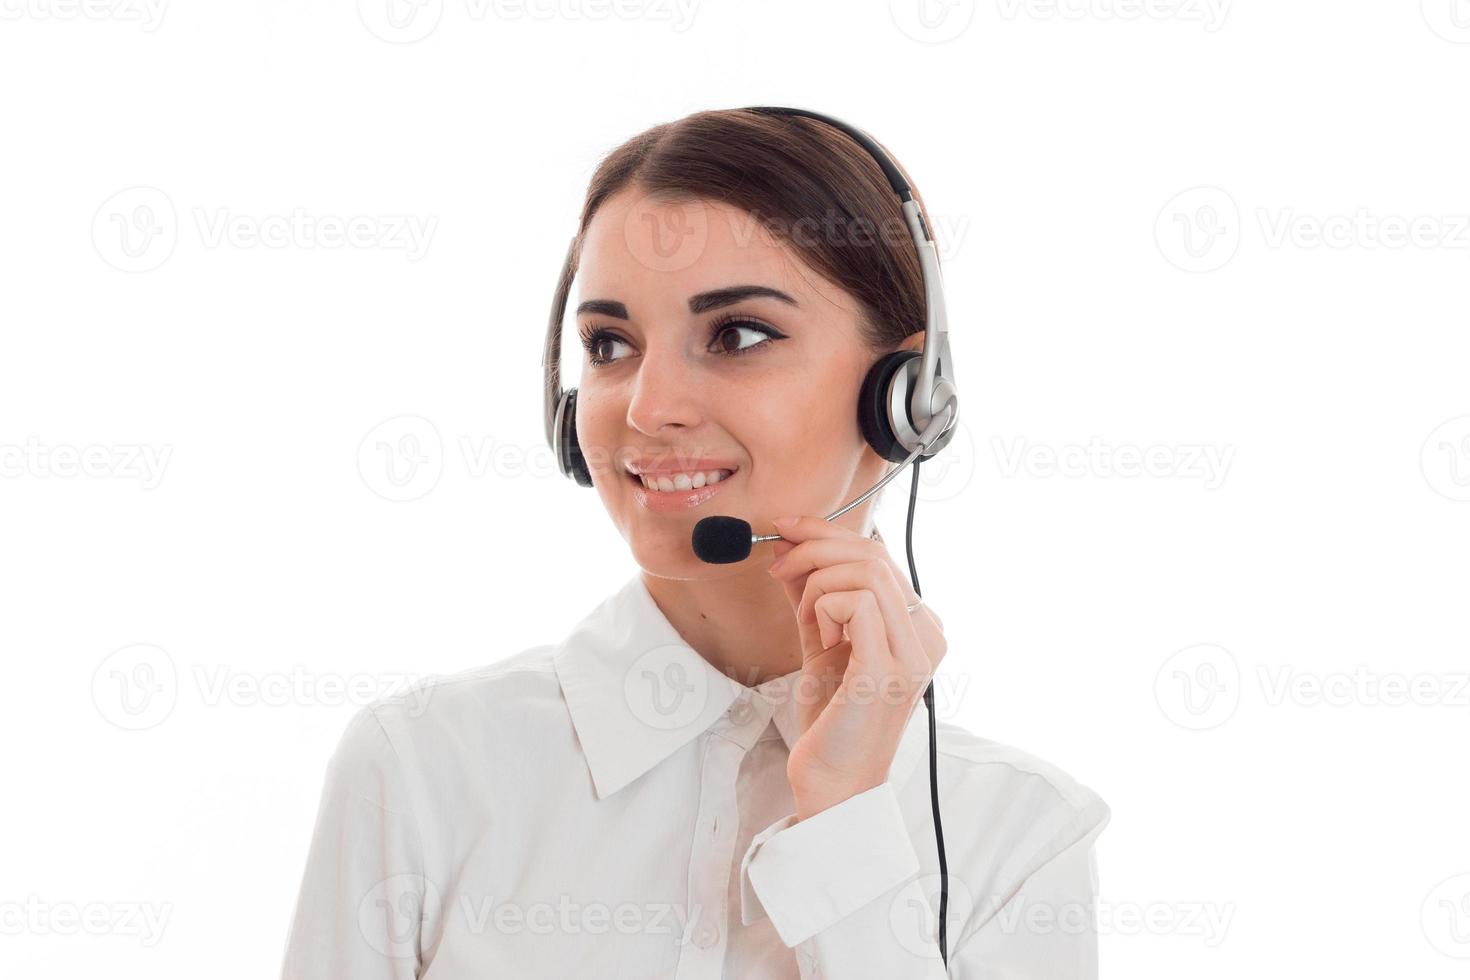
2 1 1468 977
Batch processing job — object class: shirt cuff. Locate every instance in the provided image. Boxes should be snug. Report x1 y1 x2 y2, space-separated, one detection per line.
738 781 921 947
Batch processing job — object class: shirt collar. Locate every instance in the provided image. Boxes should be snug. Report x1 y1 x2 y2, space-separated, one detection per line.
552 570 931 800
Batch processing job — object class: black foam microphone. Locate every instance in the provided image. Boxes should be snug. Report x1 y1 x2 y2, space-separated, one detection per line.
692 516 757 564
690 400 955 564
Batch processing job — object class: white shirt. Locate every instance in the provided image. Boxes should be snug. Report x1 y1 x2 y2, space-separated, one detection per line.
280 571 1110 978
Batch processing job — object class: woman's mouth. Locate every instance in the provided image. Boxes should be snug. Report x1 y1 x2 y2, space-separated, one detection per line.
626 467 738 512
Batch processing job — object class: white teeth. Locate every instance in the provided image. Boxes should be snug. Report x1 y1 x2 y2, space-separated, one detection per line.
637 469 733 491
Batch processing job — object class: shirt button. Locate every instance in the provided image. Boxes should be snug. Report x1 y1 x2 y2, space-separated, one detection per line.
730 699 755 725
695 922 721 948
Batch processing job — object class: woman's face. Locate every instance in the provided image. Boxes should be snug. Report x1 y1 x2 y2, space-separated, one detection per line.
572 187 920 576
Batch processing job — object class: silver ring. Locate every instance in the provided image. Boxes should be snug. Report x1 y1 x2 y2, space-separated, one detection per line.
905 597 925 614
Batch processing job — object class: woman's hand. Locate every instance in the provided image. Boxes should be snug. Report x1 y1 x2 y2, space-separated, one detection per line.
765 515 947 823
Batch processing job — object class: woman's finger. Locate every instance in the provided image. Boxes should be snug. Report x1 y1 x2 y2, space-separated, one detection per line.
770 538 945 668
770 551 827 663
811 589 898 690
772 539 916 602
771 533 947 640
769 514 869 544
797 562 929 677
767 515 944 671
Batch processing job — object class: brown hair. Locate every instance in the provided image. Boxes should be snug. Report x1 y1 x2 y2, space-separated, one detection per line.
571 108 936 354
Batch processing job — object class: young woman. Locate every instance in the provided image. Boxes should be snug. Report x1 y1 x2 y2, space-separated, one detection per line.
281 107 1110 979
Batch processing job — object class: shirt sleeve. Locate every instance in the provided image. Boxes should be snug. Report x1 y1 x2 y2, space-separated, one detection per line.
951 797 1111 978
739 781 1111 978
280 704 429 980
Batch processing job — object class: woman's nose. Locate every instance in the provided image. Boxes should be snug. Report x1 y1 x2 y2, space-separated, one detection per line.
624 340 703 437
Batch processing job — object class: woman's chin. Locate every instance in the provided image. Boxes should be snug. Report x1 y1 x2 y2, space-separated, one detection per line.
627 526 750 577
629 528 700 565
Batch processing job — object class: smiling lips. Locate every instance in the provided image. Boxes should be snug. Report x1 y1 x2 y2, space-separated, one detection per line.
630 468 735 492
626 465 739 512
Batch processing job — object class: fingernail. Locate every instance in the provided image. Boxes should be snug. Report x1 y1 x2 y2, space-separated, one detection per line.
772 516 799 529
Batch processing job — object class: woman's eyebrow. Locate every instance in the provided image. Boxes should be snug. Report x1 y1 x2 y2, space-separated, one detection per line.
687 285 799 314
574 285 798 321
575 299 628 319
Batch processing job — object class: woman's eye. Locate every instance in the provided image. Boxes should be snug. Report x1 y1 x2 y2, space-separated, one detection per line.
580 329 631 366
710 320 782 357
578 319 784 368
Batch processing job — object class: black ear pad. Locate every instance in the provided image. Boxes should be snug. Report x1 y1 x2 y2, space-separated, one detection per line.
557 388 594 488
858 349 922 463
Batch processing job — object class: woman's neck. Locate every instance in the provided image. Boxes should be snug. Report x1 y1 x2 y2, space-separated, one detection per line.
640 568 804 688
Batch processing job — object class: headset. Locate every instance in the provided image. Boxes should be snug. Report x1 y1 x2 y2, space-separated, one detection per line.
540 105 959 966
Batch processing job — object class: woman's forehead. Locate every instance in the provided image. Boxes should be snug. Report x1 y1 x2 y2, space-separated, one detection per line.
578 193 852 317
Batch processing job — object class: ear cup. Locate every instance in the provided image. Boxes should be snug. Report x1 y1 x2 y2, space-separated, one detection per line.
554 388 594 488
858 349 923 463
